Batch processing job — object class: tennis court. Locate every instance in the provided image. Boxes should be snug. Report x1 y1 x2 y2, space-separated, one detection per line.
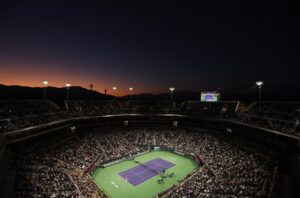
119 157 175 186
92 150 198 198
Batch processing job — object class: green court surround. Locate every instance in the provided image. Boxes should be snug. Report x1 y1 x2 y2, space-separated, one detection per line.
92 150 198 198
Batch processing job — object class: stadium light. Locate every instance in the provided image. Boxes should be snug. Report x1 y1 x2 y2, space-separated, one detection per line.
169 87 175 101
42 80 48 100
128 87 134 99
256 81 263 87
255 81 263 102
65 83 71 101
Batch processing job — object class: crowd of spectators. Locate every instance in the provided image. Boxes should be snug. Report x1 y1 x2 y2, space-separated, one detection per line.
181 101 238 118
15 127 277 197
181 101 300 137
246 102 300 120
165 130 274 197
0 100 58 118
233 102 300 136
121 100 179 114
1 100 300 137
17 153 79 197
0 100 70 133
66 100 120 117
134 128 275 197
0 100 180 133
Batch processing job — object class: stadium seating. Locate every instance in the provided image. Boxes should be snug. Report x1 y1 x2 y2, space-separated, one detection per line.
66 100 120 117
2 99 296 197
0 100 68 133
233 102 300 136
1 100 300 137
246 102 300 120
121 100 179 114
181 101 238 118
14 127 277 197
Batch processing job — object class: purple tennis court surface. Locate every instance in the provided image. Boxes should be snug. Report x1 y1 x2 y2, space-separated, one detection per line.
119 157 175 186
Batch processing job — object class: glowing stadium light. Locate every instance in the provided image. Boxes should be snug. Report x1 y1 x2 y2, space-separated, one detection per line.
169 87 175 100
65 83 71 101
129 87 133 91
42 80 48 100
112 87 117 91
255 81 263 101
256 81 263 87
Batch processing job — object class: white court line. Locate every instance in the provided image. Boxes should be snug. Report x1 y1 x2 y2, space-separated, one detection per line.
130 169 145 179
129 163 161 181
168 156 177 161
125 159 174 184
111 181 119 188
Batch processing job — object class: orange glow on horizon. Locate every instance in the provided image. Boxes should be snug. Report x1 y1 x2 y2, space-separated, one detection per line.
0 61 166 96
0 82 165 97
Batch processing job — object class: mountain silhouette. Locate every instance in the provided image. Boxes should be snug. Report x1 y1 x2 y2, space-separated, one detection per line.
0 84 114 100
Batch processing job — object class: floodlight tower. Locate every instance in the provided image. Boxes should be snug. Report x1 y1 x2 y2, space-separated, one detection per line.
42 80 48 100
169 87 175 101
128 87 134 99
256 81 263 102
65 83 71 101
111 87 117 96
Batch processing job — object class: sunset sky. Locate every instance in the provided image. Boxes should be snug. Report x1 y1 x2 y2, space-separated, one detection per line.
0 1 298 96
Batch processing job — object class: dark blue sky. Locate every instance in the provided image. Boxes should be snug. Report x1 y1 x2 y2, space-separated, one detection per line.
0 0 298 95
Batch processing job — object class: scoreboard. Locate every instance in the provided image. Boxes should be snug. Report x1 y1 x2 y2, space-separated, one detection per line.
201 92 220 102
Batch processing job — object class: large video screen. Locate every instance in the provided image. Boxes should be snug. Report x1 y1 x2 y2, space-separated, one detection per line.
201 92 220 102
